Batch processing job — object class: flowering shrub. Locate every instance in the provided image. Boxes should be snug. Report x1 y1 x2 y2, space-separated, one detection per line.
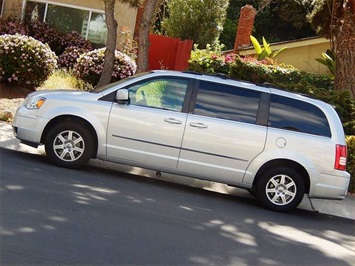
27 20 92 56
58 46 90 70
189 44 232 74
0 17 27 35
0 34 57 88
73 48 137 88
59 32 92 55
0 18 92 56
229 56 299 84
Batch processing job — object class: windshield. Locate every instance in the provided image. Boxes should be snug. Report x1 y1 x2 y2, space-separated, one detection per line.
93 72 152 93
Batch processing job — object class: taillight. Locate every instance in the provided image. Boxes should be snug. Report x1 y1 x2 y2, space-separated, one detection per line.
335 144 347 171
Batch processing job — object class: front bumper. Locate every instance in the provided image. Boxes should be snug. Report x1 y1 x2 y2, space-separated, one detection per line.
12 105 49 146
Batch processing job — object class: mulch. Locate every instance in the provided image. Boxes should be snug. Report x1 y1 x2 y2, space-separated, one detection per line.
0 83 35 99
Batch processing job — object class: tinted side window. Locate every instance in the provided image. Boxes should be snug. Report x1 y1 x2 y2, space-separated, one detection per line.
269 94 331 137
193 81 261 124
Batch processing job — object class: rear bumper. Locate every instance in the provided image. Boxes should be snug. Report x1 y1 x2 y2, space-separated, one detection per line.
309 171 351 200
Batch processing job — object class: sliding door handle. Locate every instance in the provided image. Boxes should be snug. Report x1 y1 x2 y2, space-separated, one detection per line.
189 122 208 129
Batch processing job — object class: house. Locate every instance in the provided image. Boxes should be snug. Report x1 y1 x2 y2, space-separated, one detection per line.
233 5 331 75
0 0 138 48
237 37 332 75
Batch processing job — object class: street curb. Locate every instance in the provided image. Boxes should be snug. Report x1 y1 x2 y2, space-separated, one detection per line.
1 121 354 219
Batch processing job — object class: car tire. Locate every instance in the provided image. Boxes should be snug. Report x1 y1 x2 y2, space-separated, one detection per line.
256 167 305 212
45 122 94 169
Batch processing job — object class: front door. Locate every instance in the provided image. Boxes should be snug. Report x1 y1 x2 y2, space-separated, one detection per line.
106 77 191 170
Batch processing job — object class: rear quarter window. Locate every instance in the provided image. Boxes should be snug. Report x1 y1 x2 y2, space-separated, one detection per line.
269 94 331 137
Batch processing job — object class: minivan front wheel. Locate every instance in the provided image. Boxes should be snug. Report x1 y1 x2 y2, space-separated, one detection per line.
45 122 93 169
256 167 304 212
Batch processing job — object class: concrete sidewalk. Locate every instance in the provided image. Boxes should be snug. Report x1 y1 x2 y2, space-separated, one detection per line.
1 121 354 219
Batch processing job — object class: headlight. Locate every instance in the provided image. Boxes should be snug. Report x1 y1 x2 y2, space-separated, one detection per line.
25 96 46 109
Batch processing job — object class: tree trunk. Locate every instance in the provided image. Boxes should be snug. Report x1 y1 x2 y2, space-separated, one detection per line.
136 0 160 73
334 1 355 99
96 0 118 88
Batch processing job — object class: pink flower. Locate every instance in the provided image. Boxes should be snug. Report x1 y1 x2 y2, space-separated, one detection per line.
224 54 235 63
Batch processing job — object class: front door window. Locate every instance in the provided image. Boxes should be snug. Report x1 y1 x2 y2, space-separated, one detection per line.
127 78 189 112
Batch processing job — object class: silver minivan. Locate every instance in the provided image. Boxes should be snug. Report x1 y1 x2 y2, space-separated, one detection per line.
13 70 350 211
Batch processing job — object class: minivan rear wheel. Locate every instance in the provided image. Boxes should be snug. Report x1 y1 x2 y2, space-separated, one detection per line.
256 167 304 212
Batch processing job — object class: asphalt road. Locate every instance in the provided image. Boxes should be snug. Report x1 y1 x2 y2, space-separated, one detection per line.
0 147 354 266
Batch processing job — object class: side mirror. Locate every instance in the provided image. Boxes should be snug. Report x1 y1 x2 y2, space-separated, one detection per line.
116 89 130 104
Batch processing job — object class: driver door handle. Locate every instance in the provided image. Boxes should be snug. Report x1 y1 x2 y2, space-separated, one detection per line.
164 118 182 125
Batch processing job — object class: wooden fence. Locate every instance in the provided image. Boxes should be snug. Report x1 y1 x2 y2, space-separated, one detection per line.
148 34 193 71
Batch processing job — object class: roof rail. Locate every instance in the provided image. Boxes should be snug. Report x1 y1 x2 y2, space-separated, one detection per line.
260 82 275 88
182 71 203 75
214 73 230 79
183 71 230 80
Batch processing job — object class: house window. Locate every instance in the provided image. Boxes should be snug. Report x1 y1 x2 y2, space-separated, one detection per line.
0 0 4 17
24 0 107 47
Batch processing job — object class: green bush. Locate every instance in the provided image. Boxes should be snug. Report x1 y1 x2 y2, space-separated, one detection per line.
189 44 234 74
0 34 57 88
346 136 355 193
73 48 137 88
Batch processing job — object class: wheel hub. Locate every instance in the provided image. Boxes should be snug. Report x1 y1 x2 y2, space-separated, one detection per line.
64 141 74 151
276 184 287 195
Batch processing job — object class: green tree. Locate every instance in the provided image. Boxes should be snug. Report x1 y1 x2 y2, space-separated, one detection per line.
220 0 316 50
308 0 355 98
161 0 229 48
